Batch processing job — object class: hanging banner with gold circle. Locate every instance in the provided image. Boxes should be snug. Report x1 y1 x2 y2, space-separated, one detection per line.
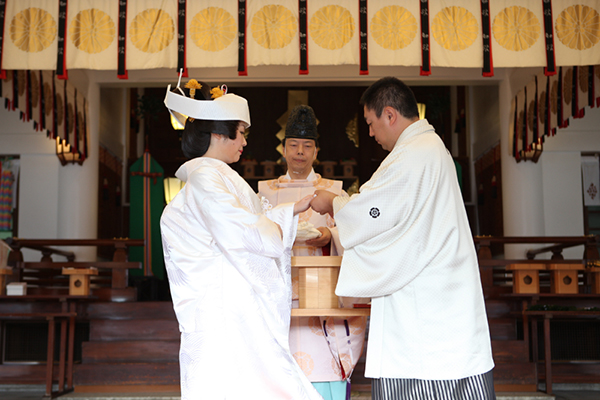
246 0 299 67
575 65 589 118
126 0 177 71
560 66 572 128
489 1 546 68
307 0 358 66
547 70 559 135
537 72 549 140
186 0 238 69
15 70 27 119
367 0 420 67
594 65 600 107
29 70 41 129
66 0 118 70
65 82 76 148
525 78 538 150
76 88 88 158
429 0 482 68
3 0 58 70
1 70 13 109
552 0 600 67
53 73 66 141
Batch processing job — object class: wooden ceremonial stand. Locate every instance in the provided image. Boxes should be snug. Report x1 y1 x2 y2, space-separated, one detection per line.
290 256 370 318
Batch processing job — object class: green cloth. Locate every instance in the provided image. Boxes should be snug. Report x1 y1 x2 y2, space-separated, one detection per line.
129 152 165 279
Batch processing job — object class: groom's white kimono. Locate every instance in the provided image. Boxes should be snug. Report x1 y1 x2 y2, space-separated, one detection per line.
333 119 494 381
161 157 322 400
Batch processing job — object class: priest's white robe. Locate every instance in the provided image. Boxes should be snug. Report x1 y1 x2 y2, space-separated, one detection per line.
333 119 494 380
160 157 322 400
258 171 367 383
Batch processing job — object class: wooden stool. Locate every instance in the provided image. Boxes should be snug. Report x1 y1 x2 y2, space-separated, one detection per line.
62 267 98 295
292 256 341 309
548 264 583 294
0 267 12 295
506 264 546 294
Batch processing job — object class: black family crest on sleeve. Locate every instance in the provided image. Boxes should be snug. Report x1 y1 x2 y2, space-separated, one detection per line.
369 207 380 218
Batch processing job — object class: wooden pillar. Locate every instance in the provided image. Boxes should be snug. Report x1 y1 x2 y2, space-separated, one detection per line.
112 242 128 289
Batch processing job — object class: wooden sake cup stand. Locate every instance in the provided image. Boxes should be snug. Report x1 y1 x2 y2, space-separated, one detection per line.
0 267 12 296
62 267 98 296
290 256 370 317
507 263 546 294
547 263 584 294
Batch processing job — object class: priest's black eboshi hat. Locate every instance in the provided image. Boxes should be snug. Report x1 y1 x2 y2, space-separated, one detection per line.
285 105 319 141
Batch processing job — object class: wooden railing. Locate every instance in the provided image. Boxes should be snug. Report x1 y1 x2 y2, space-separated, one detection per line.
474 236 600 297
4 238 145 301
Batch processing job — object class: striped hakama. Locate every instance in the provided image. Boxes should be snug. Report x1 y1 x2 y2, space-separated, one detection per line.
371 370 496 400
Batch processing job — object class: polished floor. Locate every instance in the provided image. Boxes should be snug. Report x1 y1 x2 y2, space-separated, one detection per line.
1 384 599 400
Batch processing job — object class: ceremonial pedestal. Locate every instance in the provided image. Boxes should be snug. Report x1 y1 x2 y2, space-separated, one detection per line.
548 263 583 294
507 264 545 294
292 256 341 309
62 267 98 296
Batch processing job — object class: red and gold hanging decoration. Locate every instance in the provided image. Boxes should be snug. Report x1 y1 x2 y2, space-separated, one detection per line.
0 68 89 165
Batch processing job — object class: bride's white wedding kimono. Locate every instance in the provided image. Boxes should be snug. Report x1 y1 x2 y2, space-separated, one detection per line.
160 157 322 400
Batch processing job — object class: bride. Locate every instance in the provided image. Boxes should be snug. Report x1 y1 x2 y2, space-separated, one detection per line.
161 79 322 400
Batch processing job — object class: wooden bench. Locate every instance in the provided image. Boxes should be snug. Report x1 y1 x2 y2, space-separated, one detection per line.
15 261 141 300
0 309 77 398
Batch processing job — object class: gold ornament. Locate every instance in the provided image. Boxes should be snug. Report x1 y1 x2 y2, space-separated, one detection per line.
185 79 203 99
210 87 224 99
345 113 359 148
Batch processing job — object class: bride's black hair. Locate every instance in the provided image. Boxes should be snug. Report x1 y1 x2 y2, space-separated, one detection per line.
181 119 240 159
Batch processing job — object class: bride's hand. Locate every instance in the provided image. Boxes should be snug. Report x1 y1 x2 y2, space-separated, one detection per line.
293 194 316 216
